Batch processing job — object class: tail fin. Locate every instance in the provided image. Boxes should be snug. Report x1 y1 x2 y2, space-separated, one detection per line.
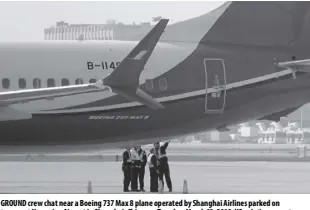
201 2 310 48
162 2 310 48
159 2 231 44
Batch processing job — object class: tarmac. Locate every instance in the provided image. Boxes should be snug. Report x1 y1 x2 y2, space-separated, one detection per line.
1 143 309 162
1 161 310 193
1 143 310 193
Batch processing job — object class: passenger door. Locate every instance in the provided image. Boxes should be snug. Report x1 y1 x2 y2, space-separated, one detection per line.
203 58 227 114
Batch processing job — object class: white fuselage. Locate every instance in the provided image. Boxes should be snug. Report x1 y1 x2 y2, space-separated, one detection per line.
0 40 197 113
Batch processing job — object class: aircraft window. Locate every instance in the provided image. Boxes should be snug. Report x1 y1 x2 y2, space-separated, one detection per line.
159 78 168 91
2 78 10 89
89 78 97 83
145 79 154 91
19 78 26 89
47 78 55 87
33 78 41 89
75 78 83 85
61 78 70 86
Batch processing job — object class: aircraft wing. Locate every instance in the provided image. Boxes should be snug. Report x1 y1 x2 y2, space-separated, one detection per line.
0 84 106 106
258 105 302 122
0 18 168 115
100 18 168 110
277 59 310 71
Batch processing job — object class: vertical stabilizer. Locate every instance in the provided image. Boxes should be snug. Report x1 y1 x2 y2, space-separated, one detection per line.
200 2 310 48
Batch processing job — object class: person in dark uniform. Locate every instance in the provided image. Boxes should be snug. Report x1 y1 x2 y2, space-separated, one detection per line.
122 147 132 192
130 146 140 192
137 146 147 192
148 148 159 192
154 141 172 192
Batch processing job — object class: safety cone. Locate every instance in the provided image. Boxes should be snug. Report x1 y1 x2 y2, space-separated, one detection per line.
158 180 164 194
182 179 188 194
87 181 92 194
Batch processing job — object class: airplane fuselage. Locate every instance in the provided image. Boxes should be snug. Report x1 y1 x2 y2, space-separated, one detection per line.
0 41 192 112
0 40 310 153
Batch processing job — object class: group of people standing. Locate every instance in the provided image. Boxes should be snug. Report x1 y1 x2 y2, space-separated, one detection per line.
122 141 172 193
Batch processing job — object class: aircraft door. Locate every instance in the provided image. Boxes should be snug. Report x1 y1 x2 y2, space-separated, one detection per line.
204 58 227 114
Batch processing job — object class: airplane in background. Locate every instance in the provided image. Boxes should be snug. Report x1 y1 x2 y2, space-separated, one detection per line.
1 1 310 153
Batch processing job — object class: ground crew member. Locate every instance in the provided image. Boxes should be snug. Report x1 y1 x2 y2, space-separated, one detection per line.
148 148 159 192
122 147 132 192
130 146 140 192
154 141 172 192
137 146 147 192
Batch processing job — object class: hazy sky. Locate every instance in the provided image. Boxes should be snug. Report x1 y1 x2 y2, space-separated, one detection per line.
0 1 224 41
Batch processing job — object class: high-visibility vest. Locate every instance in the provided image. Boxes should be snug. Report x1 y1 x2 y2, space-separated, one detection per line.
125 150 132 163
156 148 166 159
130 149 139 161
147 153 155 168
139 150 146 162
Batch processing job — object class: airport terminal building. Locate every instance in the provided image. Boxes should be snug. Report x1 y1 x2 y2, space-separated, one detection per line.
44 20 152 41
